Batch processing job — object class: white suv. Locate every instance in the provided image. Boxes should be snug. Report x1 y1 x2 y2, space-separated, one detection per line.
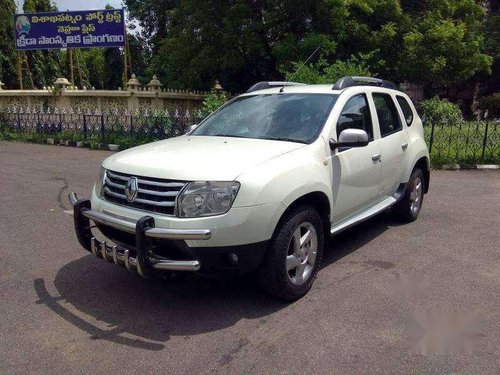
69 76 430 301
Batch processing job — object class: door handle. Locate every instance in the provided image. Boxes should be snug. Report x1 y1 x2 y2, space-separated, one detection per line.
401 143 409 151
372 153 381 162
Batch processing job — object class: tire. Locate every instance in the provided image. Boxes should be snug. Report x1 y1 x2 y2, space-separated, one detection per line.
392 168 425 222
257 205 325 301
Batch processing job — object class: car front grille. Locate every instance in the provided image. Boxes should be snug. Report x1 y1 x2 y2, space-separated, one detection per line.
103 170 187 215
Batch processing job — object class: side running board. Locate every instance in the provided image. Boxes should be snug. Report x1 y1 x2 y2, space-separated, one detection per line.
330 184 407 236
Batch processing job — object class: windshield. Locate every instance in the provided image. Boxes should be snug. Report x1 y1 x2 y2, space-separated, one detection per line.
191 93 338 144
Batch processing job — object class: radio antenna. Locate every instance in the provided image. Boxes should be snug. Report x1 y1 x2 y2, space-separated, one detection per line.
289 46 321 82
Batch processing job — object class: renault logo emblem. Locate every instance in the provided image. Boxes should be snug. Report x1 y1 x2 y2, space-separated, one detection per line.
125 177 138 202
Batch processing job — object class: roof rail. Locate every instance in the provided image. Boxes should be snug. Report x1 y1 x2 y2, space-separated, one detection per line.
246 81 306 93
332 76 398 91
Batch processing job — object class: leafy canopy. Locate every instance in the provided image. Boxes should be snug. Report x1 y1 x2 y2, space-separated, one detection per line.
0 0 17 87
284 56 371 84
124 0 492 93
0 0 495 96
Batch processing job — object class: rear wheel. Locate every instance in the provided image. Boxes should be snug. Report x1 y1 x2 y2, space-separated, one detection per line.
257 205 324 301
392 168 425 222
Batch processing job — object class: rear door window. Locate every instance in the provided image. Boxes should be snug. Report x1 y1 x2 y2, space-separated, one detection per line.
372 93 402 137
396 96 414 126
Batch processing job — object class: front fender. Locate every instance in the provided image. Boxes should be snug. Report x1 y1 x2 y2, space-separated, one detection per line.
234 140 333 214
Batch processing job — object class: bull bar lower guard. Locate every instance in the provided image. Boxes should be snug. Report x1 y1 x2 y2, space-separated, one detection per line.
69 192 210 275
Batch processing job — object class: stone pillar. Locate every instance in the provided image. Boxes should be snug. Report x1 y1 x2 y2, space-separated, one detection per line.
148 75 163 110
54 77 71 90
127 74 141 92
147 75 163 92
214 80 223 93
127 74 141 112
54 77 72 109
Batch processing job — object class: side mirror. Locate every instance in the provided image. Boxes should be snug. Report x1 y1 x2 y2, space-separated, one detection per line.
186 124 198 134
329 129 369 151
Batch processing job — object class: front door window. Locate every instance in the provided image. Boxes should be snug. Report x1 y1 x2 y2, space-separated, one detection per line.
337 94 373 141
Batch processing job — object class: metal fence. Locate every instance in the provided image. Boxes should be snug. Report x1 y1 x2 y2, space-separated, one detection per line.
425 121 499 165
0 107 204 141
0 107 499 164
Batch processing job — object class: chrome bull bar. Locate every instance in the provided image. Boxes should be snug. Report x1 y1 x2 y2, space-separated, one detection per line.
69 192 206 276
91 237 201 275
69 192 211 241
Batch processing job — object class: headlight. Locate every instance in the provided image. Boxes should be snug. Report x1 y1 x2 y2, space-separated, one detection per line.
177 181 240 217
95 167 106 198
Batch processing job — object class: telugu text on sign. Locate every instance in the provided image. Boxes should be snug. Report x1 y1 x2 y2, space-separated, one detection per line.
14 9 125 50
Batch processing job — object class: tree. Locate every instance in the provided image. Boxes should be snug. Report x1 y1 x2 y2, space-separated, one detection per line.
127 34 150 85
102 3 124 89
482 0 500 95
143 0 344 92
146 1 258 92
284 0 404 84
0 0 17 88
338 0 403 64
283 56 371 84
79 49 105 89
398 0 492 88
22 0 63 88
125 0 178 54
103 48 124 90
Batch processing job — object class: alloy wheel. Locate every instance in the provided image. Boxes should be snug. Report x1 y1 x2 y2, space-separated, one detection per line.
410 176 423 215
286 222 318 286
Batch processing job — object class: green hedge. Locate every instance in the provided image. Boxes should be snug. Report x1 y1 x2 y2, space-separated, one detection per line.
0 125 158 150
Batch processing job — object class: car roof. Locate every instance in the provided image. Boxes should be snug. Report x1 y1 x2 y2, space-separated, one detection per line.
240 77 406 97
238 84 403 97
240 85 343 96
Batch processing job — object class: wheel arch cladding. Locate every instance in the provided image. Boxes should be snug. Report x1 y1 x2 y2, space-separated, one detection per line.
281 191 330 234
414 157 430 194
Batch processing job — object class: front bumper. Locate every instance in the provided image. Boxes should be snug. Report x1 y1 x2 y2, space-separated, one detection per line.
69 192 268 276
69 192 208 276
69 192 211 241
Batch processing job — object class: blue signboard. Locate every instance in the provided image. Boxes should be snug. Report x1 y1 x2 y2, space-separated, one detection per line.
14 9 125 50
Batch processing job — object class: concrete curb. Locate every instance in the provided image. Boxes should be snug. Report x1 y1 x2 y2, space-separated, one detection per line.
45 138 120 151
440 164 499 171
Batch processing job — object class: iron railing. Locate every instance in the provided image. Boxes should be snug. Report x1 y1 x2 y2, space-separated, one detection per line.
0 107 499 164
0 107 204 142
424 121 499 165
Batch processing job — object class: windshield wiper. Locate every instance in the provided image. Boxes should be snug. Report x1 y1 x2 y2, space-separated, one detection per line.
212 134 246 139
260 137 307 144
209 134 307 144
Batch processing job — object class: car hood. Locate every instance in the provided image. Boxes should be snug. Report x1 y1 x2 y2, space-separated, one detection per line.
102 135 306 181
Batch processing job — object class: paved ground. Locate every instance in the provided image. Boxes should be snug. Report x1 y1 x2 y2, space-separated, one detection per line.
1 141 499 375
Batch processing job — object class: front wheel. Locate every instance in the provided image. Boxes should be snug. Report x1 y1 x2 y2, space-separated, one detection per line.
392 168 425 222
257 205 324 301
